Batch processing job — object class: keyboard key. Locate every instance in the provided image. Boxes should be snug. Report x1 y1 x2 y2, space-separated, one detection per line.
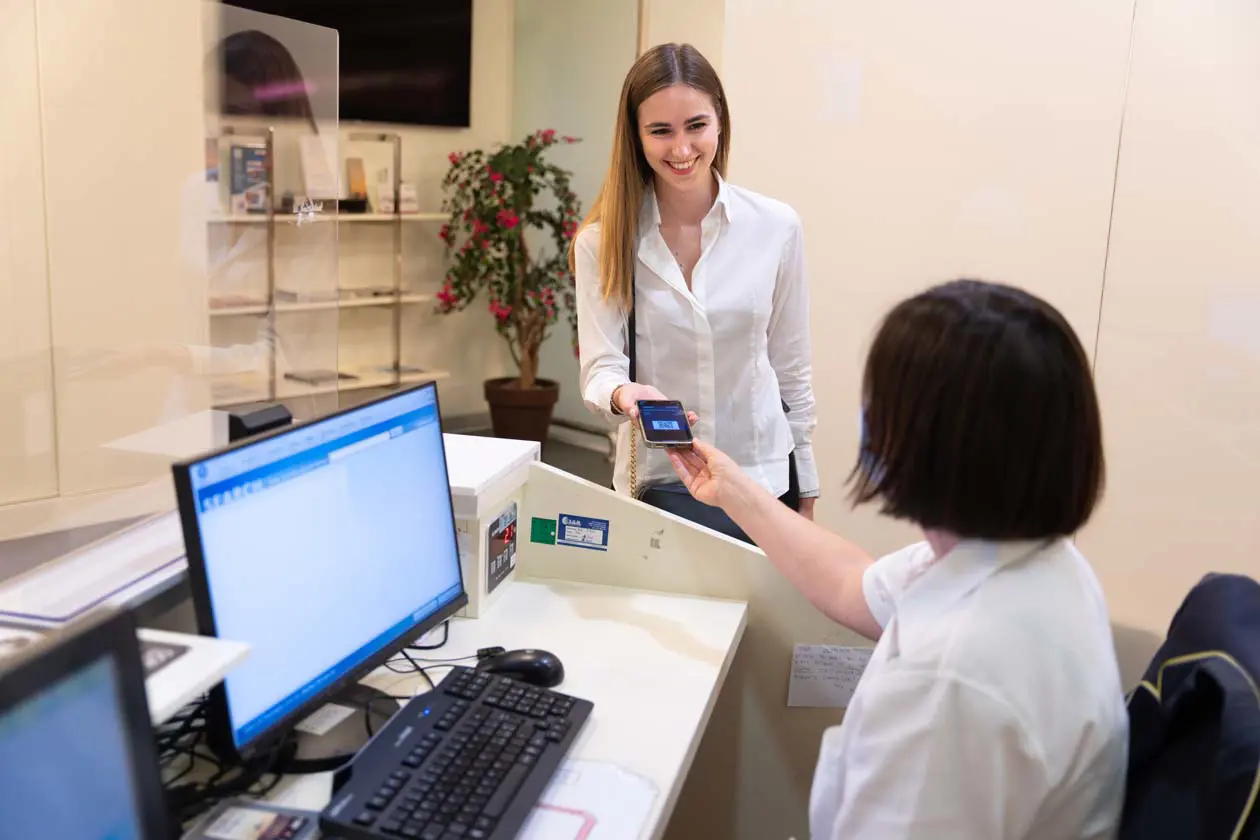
369 795 391 810
354 811 377 826
382 819 404 835
483 763 530 819
420 825 444 840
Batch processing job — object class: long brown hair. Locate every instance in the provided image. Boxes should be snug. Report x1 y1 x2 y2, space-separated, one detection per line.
569 43 731 309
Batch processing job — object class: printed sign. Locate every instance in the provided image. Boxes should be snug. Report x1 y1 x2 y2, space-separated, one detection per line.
556 514 610 552
487 503 518 594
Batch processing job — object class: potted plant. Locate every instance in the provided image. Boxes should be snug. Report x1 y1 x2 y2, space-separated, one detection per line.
437 129 582 442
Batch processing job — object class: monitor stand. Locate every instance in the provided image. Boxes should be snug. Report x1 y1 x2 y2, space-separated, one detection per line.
279 683 402 774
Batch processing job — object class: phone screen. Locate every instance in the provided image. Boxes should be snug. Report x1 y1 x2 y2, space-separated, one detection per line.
637 400 693 446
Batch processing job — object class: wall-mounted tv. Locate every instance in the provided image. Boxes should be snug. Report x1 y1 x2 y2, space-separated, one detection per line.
224 0 472 127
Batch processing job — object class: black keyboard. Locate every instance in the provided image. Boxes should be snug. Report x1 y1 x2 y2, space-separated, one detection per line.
320 666 593 840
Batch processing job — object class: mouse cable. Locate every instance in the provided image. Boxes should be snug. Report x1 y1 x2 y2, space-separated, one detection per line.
407 620 449 651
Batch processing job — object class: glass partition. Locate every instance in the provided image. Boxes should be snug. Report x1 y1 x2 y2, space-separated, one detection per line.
0 1 339 561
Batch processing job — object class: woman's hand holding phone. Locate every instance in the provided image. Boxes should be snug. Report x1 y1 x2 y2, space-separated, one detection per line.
614 383 699 426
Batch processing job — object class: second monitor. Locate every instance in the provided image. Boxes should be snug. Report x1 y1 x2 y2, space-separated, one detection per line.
172 382 467 766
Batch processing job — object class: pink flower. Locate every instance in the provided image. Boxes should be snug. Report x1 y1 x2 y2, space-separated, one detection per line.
438 224 451 243
472 218 490 236
562 135 578 144
562 220 578 239
497 209 520 229
488 299 513 322
487 166 504 183
437 283 457 312
448 152 462 165
540 129 556 144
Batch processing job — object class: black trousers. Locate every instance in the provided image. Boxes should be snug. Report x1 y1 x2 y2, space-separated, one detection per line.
634 451 800 546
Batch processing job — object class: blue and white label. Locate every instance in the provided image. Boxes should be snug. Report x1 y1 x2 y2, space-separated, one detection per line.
556 514 609 551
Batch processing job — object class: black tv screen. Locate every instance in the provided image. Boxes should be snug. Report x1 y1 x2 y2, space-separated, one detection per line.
224 0 472 127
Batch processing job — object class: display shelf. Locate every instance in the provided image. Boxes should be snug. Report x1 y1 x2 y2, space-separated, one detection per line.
212 368 451 403
208 293 434 317
207 127 448 410
208 212 444 224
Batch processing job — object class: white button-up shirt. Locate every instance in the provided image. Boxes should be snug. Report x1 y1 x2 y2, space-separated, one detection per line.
574 175 818 498
811 538 1128 839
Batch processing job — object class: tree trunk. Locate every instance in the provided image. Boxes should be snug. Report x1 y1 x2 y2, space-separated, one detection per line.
514 309 545 389
519 338 540 389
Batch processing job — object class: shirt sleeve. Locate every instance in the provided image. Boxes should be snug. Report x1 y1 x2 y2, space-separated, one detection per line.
573 225 631 425
766 211 820 495
861 541 935 629
820 667 1048 840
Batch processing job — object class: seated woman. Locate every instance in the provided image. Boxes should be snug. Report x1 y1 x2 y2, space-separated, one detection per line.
667 279 1128 839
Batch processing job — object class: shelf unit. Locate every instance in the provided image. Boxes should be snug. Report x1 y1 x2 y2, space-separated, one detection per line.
207 127 450 409
209 212 447 224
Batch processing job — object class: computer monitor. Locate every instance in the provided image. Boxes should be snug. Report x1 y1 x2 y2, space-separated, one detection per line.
0 608 169 840
171 383 467 762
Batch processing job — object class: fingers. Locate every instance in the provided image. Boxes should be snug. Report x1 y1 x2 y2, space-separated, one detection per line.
689 438 718 460
667 450 692 483
685 411 700 426
674 446 708 474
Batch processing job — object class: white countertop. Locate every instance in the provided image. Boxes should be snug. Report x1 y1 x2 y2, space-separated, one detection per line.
266 578 747 839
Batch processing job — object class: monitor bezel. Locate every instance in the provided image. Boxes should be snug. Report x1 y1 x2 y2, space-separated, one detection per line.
170 382 469 762
0 607 170 839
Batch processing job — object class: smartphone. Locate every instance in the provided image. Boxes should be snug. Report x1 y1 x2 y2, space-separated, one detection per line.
636 400 694 449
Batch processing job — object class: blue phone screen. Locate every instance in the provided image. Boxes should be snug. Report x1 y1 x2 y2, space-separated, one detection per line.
639 402 692 445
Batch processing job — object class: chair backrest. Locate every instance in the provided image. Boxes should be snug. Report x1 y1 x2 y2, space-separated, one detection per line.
1120 573 1260 840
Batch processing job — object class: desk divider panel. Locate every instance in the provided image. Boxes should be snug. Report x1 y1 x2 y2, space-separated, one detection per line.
516 462 869 840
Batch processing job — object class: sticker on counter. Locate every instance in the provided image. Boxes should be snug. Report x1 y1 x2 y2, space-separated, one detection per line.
556 514 609 551
530 517 557 545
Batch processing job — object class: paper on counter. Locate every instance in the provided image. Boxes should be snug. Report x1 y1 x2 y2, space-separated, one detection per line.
518 759 657 840
787 644 874 708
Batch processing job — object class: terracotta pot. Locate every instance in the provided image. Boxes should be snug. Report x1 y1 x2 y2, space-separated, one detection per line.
483 377 559 443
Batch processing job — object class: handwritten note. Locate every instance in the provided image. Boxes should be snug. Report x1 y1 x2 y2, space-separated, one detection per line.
787 644 874 708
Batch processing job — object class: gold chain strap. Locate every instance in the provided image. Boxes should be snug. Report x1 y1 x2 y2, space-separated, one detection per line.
628 417 639 499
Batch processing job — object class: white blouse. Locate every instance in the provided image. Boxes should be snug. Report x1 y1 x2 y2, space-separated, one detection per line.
574 174 819 498
810 538 1129 839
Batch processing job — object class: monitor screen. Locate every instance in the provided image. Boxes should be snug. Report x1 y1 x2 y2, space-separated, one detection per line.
0 656 143 840
180 384 464 752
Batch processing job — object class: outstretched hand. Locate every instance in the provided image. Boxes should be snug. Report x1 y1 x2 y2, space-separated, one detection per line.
666 439 741 509
614 383 700 426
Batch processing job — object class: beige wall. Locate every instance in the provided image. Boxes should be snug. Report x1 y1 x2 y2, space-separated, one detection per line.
640 0 725 69
0 0 58 506
38 0 211 497
513 0 639 427
722 0 1135 556
1076 0 1260 635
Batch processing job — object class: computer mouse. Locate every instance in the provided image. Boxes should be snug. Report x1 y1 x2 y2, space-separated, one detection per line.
475 648 565 688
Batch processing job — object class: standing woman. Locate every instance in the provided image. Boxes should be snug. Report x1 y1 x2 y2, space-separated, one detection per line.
571 43 820 539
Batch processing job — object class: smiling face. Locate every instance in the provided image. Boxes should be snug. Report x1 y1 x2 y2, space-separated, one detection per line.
636 83 722 191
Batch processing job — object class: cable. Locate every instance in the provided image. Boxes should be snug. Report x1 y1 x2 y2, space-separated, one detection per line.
407 620 449 651
400 649 436 691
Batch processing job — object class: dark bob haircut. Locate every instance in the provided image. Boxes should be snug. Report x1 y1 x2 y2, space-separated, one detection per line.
850 279 1104 539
